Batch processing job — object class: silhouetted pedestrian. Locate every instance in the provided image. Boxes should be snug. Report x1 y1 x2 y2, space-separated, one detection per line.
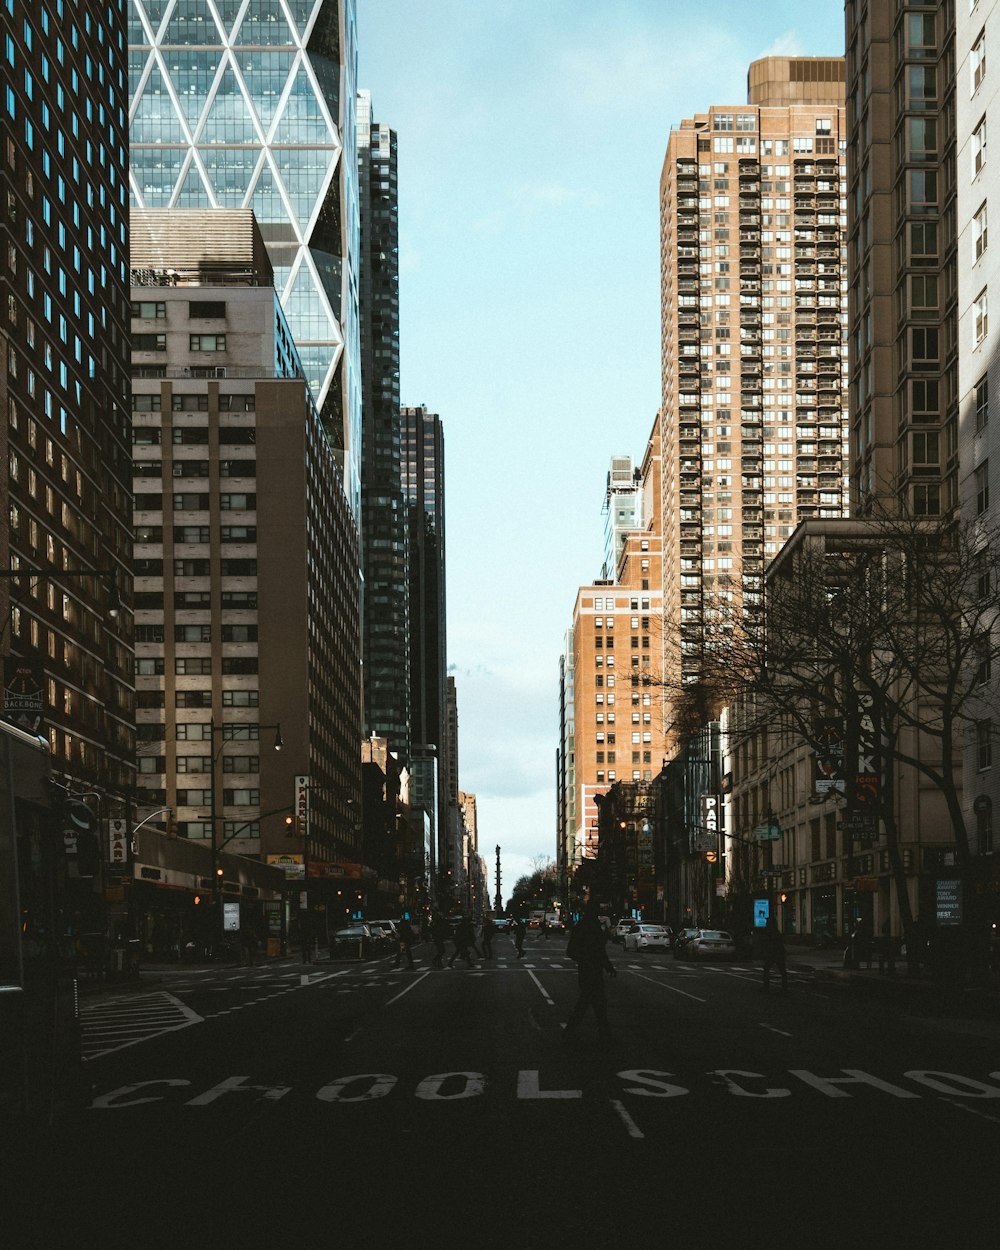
448 917 477 968
513 917 526 960
481 915 496 960
760 917 787 992
563 904 617 1042
430 910 448 968
394 917 416 969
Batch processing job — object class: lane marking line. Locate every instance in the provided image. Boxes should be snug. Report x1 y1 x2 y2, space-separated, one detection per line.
625 969 707 1003
385 970 431 1007
611 1098 645 1139
526 968 555 1006
760 1024 792 1037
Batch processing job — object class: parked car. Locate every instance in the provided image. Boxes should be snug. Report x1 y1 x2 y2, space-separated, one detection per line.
623 924 673 953
679 929 737 961
330 923 376 959
612 918 641 944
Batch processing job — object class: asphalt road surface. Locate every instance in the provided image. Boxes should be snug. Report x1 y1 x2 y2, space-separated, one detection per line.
8 932 999 1248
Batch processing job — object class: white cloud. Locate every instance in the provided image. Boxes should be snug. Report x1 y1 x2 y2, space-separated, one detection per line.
759 31 806 58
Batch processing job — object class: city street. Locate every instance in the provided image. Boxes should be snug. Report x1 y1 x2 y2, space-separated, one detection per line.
7 931 1000 1247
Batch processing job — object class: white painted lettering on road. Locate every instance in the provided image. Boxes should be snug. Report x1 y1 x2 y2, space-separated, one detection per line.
789 1069 920 1099
517 1070 581 1100
905 1071 1000 1098
186 1075 291 1105
415 1072 485 1101
316 1074 396 1102
617 1070 689 1098
91 1079 191 1109
710 1070 791 1099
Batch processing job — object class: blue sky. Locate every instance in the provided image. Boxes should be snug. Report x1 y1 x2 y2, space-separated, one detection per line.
357 0 847 904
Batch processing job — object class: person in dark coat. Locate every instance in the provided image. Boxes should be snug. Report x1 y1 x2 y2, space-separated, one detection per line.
563 904 617 1042
429 910 448 968
480 914 496 960
448 917 477 968
513 917 526 960
394 917 416 969
760 916 787 992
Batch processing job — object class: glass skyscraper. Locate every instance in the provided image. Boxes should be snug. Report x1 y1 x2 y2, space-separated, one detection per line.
127 0 361 516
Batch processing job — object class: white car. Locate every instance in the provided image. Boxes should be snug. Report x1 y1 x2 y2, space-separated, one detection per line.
623 924 672 952
613 919 641 944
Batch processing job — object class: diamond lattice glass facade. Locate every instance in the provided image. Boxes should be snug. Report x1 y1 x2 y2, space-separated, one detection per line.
128 0 360 516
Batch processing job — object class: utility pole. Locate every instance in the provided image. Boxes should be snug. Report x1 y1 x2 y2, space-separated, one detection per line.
494 844 502 913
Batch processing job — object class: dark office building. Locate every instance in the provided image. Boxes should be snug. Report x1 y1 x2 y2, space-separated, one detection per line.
0 0 134 797
401 404 446 870
357 89 410 765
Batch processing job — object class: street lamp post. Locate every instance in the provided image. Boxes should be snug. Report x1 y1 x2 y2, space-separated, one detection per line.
207 717 282 956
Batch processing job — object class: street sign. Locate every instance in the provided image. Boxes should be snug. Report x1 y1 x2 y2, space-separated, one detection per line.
755 823 781 841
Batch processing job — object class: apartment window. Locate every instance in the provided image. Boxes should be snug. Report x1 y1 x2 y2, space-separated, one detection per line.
133 333 165 351
132 395 161 413
131 300 165 319
223 756 259 775
974 116 987 177
222 690 259 707
912 431 939 465
175 657 212 676
223 789 260 807
978 719 993 770
911 274 938 310
976 375 989 431
976 461 990 514
973 30 987 93
977 636 992 686
175 756 208 774
189 301 226 319
977 798 993 855
175 624 211 642
176 690 212 708
908 169 936 211
189 334 225 352
914 483 940 515
975 202 988 260
975 288 989 344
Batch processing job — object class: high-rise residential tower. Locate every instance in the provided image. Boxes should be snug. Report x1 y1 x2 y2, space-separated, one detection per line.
659 57 848 742
128 0 362 517
401 403 447 878
130 210 363 874
1 0 134 797
955 1 996 850
357 88 409 763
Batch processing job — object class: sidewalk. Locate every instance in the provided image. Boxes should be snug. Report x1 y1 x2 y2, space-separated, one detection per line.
784 944 1000 1019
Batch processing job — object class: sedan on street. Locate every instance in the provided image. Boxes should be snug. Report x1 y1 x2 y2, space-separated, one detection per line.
622 924 673 952
678 929 737 961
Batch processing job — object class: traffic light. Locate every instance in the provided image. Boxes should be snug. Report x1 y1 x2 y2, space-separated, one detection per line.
284 814 295 836
214 865 224 887
65 799 100 878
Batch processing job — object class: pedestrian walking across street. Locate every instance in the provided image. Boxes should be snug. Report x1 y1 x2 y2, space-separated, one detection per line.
563 903 617 1043
513 917 526 960
480 915 496 960
760 917 788 992
394 917 416 969
429 910 448 968
448 916 478 968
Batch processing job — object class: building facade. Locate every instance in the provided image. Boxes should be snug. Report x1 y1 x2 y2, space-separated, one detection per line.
130 211 362 885
958 0 1000 864
357 88 409 763
1 0 134 803
128 0 362 517
401 403 447 876
659 56 848 745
